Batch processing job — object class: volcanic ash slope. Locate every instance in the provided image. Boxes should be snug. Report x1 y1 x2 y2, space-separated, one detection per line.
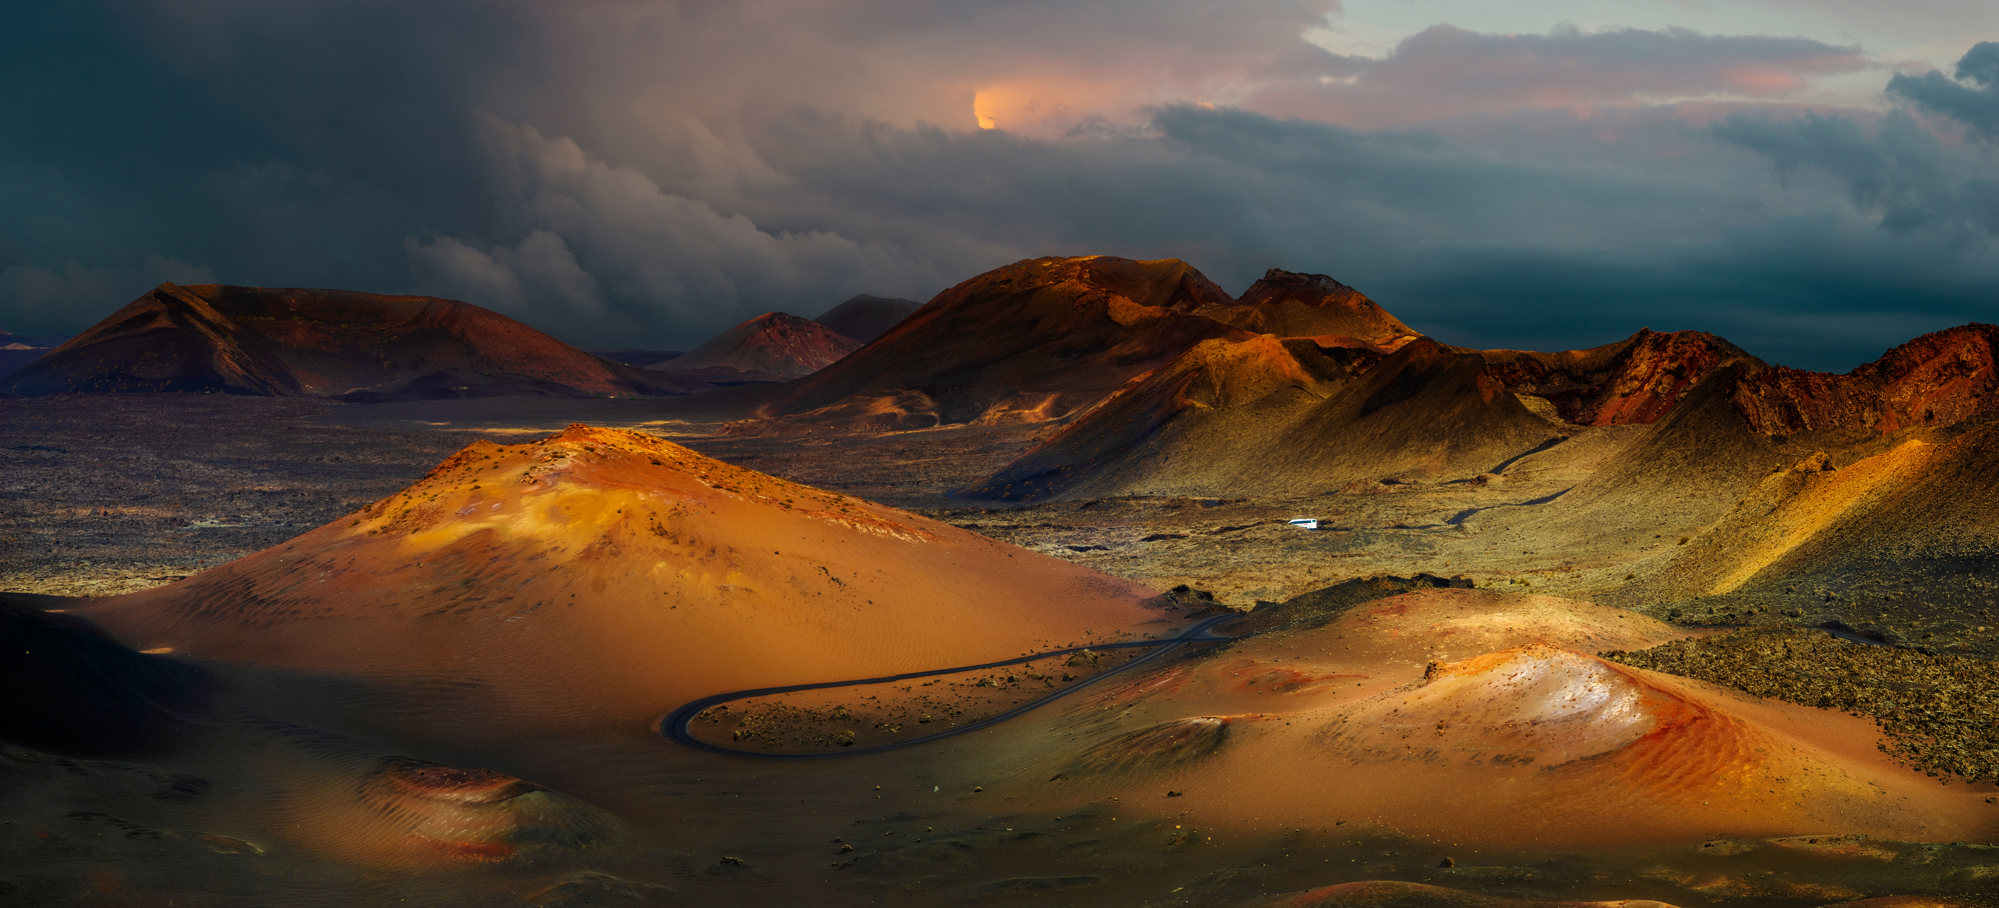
73 426 1163 733
1027 589 1996 846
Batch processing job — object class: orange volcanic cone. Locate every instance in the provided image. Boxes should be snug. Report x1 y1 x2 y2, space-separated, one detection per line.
75 426 1165 734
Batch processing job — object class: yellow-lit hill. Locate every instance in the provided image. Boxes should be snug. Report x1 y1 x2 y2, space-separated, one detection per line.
73 426 1164 733
1625 420 1999 653
962 335 1558 500
1515 327 1999 636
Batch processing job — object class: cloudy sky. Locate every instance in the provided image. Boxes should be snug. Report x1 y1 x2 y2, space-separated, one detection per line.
5 1 1997 367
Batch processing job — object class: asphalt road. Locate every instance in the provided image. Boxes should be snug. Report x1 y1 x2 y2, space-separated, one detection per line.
659 612 1240 759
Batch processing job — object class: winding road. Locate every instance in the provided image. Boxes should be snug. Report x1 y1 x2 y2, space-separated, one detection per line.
659 612 1240 759
1444 486 1574 526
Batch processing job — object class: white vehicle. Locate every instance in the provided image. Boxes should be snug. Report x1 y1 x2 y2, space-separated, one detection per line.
1286 518 1318 530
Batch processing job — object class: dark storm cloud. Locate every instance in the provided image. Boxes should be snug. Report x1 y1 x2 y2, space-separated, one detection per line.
1887 41 1999 141
0 0 1343 344
1713 110 1999 237
3 1 1993 363
1711 42 1999 261
752 102 1995 369
0 1 513 328
1376 222 1999 369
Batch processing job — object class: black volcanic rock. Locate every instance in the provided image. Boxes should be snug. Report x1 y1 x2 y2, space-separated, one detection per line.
0 330 68 379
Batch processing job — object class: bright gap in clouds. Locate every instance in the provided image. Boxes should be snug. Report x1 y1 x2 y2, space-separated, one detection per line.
1322 0 1935 58
1312 0 1996 112
973 89 998 130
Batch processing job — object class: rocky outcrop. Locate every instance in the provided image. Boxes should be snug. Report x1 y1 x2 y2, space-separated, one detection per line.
1482 328 1760 426
1729 324 1999 435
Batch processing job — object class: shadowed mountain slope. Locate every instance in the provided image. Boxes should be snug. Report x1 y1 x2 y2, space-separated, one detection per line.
812 294 921 343
3 283 698 400
652 311 861 381
960 334 1369 500
0 597 212 756
963 336 1558 500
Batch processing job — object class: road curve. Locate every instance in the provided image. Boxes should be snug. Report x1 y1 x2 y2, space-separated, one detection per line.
659 612 1240 760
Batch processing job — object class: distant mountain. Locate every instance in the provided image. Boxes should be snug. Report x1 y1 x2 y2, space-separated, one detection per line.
739 257 1777 448
749 256 1245 433
957 315 1812 502
0 328 73 347
1193 269 1415 344
652 312 861 382
1543 325 1999 644
2 283 699 400
590 347 687 368
0 329 70 380
812 294 921 343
